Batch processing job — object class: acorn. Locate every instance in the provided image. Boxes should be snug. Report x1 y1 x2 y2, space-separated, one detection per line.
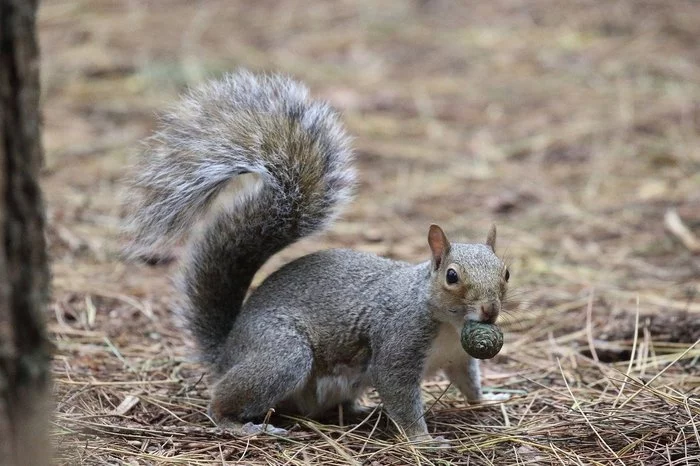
460 320 503 359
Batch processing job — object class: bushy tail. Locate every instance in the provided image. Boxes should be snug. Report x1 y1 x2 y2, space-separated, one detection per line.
123 70 355 364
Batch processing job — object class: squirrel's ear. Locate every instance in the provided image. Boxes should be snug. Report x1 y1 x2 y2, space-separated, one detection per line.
428 224 450 271
486 224 497 252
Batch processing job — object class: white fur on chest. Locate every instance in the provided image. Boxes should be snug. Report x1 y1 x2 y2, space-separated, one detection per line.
423 324 466 377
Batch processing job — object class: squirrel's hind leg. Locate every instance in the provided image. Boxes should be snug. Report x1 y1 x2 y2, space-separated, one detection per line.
208 332 313 424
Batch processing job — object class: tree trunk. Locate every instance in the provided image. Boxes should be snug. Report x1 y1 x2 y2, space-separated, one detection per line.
0 0 51 465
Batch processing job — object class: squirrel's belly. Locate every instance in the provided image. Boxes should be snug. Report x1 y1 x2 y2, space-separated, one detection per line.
316 372 369 407
291 365 371 417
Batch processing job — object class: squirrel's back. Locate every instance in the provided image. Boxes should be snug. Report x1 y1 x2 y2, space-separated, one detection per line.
123 70 355 364
244 248 414 311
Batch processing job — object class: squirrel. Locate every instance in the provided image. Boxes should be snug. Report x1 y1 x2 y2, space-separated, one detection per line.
123 70 510 443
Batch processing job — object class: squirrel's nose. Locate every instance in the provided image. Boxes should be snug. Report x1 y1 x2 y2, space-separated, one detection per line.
479 302 499 324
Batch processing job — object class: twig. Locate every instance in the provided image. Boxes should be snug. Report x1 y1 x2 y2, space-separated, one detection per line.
664 209 700 253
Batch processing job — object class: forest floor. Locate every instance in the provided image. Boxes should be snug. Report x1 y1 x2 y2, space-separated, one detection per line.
40 1 699 464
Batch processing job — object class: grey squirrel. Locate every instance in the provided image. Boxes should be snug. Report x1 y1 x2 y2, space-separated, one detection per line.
124 70 509 443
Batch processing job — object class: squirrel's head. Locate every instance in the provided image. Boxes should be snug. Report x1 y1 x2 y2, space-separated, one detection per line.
426 224 509 328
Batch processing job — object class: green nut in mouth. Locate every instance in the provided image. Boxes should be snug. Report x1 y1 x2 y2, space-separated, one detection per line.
460 320 504 359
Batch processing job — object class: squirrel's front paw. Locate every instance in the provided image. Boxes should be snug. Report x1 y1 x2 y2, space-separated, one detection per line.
468 392 511 404
427 435 452 449
480 392 511 402
240 422 289 436
214 418 289 436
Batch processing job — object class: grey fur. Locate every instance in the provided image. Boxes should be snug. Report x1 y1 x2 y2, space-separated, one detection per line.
123 71 508 442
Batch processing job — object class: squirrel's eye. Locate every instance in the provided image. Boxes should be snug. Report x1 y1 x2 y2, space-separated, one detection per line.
446 268 459 285
504 268 510 282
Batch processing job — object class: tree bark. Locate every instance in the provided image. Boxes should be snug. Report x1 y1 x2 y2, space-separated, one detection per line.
0 0 51 465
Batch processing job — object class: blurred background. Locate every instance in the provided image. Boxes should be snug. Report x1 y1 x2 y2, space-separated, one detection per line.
41 1 699 463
